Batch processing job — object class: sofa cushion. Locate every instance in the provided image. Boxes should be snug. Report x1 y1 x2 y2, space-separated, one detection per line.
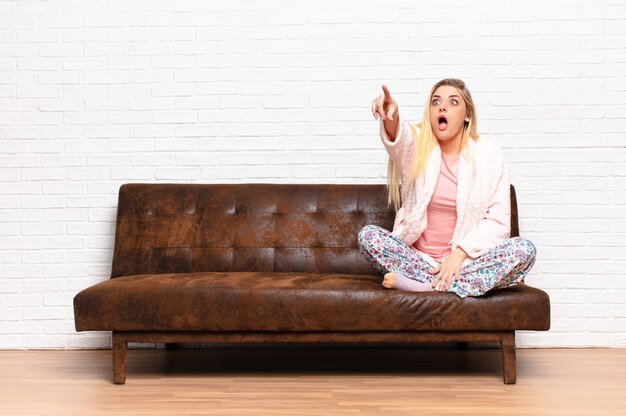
74 272 550 332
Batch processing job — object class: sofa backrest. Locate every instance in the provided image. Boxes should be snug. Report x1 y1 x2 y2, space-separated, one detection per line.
110 183 519 278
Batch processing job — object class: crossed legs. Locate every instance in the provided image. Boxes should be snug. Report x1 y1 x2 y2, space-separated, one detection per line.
357 225 537 298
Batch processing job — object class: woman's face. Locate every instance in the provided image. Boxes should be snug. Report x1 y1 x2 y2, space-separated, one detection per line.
429 85 469 141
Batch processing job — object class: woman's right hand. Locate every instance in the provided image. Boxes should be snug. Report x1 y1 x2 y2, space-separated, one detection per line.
371 84 399 122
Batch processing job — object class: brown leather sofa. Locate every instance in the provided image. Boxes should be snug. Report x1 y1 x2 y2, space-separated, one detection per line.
73 183 550 385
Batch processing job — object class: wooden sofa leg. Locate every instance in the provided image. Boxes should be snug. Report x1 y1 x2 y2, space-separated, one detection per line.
501 331 517 384
112 332 127 385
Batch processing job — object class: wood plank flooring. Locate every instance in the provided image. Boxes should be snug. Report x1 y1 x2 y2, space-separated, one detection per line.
0 347 624 415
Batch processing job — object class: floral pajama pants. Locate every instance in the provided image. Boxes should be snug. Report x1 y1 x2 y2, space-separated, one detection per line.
357 225 537 299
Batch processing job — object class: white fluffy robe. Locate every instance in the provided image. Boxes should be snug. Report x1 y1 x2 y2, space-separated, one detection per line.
379 116 511 268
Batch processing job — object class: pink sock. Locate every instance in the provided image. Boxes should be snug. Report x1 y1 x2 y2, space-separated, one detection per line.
391 272 432 292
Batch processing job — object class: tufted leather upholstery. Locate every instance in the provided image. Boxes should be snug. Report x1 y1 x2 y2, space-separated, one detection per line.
109 183 520 277
74 183 549 333
109 183 396 278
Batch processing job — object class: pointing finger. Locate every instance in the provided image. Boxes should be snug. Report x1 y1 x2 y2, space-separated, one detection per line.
382 84 391 100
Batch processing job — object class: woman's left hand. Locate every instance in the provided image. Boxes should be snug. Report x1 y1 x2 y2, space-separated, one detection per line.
428 249 467 291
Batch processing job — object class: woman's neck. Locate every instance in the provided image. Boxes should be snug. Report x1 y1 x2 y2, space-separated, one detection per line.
438 139 461 157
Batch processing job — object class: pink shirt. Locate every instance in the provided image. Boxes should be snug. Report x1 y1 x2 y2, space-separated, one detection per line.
413 152 459 262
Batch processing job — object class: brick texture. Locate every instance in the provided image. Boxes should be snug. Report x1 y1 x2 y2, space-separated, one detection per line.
0 0 625 349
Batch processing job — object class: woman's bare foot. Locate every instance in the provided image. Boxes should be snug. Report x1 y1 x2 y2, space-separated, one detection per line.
383 272 396 288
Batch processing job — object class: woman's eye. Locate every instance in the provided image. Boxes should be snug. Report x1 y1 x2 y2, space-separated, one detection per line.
432 99 458 105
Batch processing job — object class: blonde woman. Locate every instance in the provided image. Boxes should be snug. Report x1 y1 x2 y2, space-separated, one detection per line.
358 79 537 298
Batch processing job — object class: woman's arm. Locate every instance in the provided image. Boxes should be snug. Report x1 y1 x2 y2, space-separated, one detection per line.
372 85 415 173
383 115 399 142
379 114 415 175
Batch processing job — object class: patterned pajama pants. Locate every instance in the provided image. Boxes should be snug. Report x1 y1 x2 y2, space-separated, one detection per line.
357 225 537 299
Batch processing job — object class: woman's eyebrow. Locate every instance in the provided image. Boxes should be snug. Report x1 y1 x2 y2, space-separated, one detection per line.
432 95 461 99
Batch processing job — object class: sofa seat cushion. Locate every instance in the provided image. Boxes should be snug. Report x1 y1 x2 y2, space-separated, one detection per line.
73 272 550 332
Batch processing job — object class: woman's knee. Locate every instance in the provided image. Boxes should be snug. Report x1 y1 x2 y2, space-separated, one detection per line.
512 237 537 261
357 224 386 246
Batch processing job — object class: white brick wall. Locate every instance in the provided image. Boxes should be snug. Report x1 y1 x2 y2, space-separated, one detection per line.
1 0 625 349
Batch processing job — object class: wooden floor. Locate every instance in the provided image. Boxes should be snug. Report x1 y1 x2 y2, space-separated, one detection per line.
0 347 624 415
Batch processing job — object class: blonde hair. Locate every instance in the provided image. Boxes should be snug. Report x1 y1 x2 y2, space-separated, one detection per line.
386 78 480 211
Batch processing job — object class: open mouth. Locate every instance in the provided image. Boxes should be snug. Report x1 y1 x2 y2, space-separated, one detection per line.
438 115 448 131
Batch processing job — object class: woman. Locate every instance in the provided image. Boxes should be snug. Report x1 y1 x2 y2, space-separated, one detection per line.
358 79 537 298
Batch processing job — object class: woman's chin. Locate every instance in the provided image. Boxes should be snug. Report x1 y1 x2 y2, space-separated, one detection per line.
434 131 447 140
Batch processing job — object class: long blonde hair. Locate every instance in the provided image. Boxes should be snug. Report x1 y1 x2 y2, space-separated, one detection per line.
386 78 480 211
